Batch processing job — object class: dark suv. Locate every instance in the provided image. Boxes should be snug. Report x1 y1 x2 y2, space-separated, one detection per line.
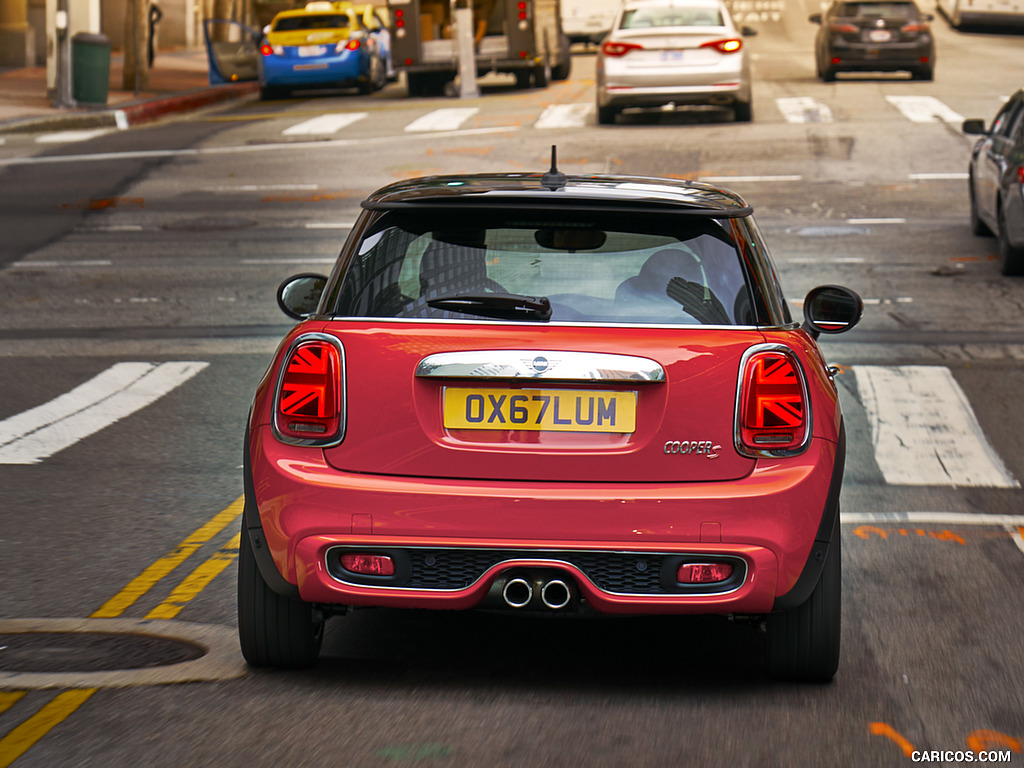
810 0 935 81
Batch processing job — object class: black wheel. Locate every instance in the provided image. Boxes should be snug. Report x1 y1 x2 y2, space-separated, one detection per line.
734 99 753 122
969 177 993 236
551 35 572 81
912 67 934 81
237 520 324 668
533 60 551 88
998 207 1024 276
361 55 386 93
597 102 617 125
260 84 286 100
765 532 841 682
821 67 836 82
514 69 532 89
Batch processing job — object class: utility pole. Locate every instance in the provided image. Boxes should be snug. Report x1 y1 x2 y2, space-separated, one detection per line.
122 0 148 92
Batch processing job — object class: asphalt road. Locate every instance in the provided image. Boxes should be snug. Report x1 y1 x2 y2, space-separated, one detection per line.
1 4 1023 767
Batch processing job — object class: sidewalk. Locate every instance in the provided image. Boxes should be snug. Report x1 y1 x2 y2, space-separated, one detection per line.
0 48 258 134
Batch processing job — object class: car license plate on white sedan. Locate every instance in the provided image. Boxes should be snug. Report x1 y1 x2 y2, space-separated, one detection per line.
443 388 637 433
298 45 327 57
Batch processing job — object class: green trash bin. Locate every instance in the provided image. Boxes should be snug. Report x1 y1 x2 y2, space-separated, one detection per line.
72 32 111 106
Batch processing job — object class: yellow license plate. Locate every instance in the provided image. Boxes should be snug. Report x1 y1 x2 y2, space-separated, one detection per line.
443 388 636 433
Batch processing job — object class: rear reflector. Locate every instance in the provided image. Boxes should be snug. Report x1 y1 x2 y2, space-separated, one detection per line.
677 562 734 584
736 346 809 457
341 553 395 576
274 335 344 445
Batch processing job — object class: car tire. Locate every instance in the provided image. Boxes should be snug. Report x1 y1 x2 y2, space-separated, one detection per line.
260 84 286 100
551 35 572 81
734 99 753 122
998 206 1024 276
969 178 993 237
765 531 841 683
237 520 324 668
597 102 617 125
912 67 934 81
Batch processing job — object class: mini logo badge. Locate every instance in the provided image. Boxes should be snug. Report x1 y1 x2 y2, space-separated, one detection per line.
531 356 550 373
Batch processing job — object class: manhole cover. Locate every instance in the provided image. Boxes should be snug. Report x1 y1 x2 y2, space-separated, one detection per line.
161 216 255 232
0 632 204 673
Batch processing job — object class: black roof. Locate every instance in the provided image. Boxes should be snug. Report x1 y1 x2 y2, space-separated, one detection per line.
360 173 754 218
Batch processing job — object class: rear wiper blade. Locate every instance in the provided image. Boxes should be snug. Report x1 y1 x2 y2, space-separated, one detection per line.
427 293 552 322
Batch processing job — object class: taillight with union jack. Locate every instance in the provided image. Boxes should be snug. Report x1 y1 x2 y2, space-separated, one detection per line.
273 334 345 446
735 345 810 457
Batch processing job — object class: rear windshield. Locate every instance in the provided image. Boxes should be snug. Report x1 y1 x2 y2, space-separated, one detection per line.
620 6 724 28
837 2 918 17
333 210 760 326
273 14 351 31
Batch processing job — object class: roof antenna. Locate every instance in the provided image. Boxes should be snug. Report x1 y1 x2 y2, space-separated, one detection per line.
541 145 567 190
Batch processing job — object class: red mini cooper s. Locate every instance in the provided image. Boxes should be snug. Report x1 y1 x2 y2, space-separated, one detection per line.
239 163 863 682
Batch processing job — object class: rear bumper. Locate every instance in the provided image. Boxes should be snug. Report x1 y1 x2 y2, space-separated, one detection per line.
260 53 363 87
246 424 841 615
827 40 933 71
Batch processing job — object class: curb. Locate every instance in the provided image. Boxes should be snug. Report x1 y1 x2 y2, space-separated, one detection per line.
0 81 258 135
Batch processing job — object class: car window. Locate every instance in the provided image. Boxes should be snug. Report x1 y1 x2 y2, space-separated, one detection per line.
992 98 1024 139
273 14 351 32
837 2 918 17
334 211 758 325
620 6 724 28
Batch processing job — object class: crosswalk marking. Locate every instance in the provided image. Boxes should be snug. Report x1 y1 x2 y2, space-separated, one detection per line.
535 103 593 129
776 97 833 124
404 107 479 132
283 112 367 135
0 362 208 465
885 95 964 124
35 129 112 144
854 365 1019 488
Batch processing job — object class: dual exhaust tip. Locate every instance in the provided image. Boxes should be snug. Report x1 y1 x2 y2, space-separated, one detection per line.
501 574 573 610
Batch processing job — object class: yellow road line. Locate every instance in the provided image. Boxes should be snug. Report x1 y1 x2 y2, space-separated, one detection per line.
0 498 244 766
0 690 96 768
91 496 243 619
0 694 26 716
146 533 241 620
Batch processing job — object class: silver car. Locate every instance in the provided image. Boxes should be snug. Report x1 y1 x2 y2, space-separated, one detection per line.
596 0 757 124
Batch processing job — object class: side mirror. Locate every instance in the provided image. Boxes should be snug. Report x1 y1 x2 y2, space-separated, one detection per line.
809 13 823 23
962 118 987 136
277 273 328 320
802 285 863 339
741 26 758 36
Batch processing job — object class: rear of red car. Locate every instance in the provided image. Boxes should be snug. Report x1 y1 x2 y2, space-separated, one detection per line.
239 173 859 681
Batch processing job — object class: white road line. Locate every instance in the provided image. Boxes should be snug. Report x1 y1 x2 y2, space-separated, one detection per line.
35 129 112 144
699 175 803 183
776 97 833 124
404 107 479 132
534 103 593 129
885 95 964 124
0 362 208 465
10 260 113 268
303 222 355 229
283 113 367 135
201 184 319 192
910 172 969 180
847 218 905 224
841 512 1024 526
0 126 519 168
854 365 1019 488
239 257 337 264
